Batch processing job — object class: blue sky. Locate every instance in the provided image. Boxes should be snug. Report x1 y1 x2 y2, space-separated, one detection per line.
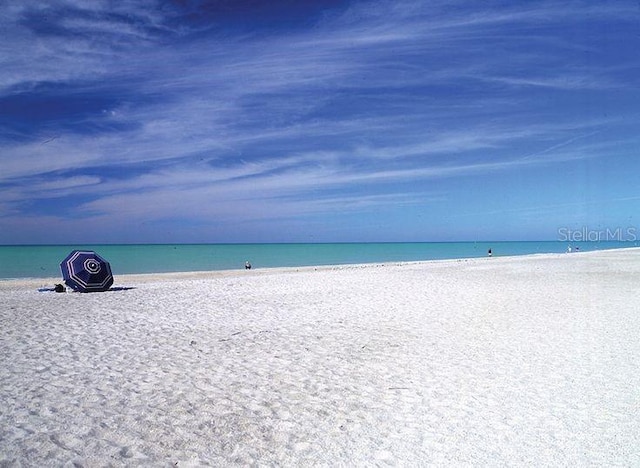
1 0 639 244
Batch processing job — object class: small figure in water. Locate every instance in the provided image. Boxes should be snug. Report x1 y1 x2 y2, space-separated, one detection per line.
488 248 492 257
245 261 252 270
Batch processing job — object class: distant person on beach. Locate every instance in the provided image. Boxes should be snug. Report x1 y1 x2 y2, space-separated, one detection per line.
488 248 492 257
245 261 252 270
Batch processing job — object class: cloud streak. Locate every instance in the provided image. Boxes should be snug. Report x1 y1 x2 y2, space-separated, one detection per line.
1 0 639 242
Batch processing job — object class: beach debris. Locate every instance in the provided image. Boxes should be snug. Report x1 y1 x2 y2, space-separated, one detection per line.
219 331 242 342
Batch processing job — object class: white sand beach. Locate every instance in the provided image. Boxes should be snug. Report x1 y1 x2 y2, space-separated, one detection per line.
1 249 640 466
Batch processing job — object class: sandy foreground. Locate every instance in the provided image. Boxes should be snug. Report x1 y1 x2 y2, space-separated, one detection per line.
1 249 640 467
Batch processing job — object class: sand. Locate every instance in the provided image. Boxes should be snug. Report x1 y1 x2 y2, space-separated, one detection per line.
1 249 640 466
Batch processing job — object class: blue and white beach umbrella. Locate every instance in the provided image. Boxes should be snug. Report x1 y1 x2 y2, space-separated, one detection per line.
60 250 114 292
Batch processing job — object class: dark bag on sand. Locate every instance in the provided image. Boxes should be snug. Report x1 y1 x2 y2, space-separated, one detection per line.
54 284 65 293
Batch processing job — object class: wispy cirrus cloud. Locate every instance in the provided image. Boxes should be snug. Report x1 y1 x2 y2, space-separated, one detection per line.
1 0 639 242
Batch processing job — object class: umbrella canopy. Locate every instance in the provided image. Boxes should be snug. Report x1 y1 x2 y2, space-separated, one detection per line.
60 250 114 292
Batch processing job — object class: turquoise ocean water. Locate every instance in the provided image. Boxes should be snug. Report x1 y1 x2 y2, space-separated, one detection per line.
0 241 637 280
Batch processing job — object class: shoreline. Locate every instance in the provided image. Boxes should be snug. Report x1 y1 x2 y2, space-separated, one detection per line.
3 245 639 290
1 241 638 283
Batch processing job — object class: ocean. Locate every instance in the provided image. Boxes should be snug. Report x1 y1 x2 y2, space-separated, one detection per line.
0 241 637 280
